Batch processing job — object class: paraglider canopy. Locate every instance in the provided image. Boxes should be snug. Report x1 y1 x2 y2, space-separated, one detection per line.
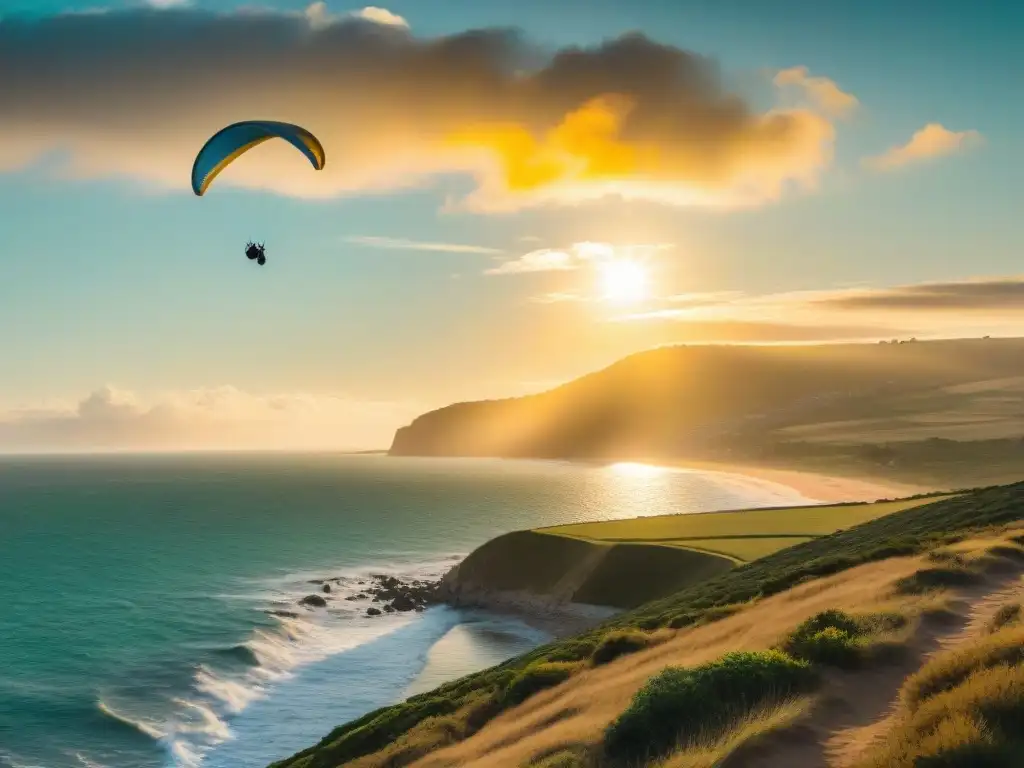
191 121 326 196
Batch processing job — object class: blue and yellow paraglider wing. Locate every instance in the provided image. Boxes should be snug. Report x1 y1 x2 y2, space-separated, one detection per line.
191 121 326 196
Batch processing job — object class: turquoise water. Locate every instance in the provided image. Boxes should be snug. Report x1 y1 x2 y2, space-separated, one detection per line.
0 454 816 768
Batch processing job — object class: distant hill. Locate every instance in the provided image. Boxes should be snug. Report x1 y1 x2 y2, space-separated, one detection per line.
389 338 1024 484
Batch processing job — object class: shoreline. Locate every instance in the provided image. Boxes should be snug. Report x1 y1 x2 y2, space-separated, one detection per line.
649 458 931 504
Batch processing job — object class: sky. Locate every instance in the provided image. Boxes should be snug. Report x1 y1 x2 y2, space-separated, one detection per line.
0 0 1021 451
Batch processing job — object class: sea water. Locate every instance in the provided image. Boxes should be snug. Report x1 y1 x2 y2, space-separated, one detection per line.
0 453 817 768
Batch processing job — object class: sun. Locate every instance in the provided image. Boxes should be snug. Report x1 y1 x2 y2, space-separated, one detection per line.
599 259 649 303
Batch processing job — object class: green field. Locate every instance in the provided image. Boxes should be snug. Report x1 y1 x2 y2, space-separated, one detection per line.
539 497 951 562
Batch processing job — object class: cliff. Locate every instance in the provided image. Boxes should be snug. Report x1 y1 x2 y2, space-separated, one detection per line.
438 529 735 613
388 338 1024 465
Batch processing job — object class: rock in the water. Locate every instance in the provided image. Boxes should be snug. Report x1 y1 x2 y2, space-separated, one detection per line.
391 595 416 612
366 607 382 616
299 594 328 608
307 579 325 585
383 604 395 612
322 583 331 594
270 610 299 618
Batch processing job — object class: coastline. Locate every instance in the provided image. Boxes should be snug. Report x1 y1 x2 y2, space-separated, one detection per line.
655 459 931 504
428 460 930 640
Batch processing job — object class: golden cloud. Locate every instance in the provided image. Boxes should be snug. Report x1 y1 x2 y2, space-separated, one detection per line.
612 277 1024 341
864 123 983 171
773 66 859 118
0 6 843 211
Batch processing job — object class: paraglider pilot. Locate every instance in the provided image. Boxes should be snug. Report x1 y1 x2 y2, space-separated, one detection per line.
245 241 266 266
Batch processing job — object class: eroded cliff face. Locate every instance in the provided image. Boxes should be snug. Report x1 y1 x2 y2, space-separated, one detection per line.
435 529 734 620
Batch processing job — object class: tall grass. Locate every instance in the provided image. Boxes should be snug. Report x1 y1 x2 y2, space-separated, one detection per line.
858 625 1024 767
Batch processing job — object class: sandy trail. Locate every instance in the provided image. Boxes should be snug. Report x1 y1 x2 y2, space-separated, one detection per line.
741 565 1024 768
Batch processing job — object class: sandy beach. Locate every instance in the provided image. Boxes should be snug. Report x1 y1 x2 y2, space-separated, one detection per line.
667 459 930 504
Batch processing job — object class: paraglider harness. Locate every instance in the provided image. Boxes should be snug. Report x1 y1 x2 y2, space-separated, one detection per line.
245 241 267 266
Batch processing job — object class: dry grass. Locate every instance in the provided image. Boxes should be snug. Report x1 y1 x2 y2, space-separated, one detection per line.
988 603 1022 633
901 625 1024 709
857 644 1024 766
404 557 926 768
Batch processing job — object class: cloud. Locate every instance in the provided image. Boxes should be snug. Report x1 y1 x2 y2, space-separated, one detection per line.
773 66 859 118
610 275 1024 341
487 241 670 275
528 292 589 304
344 235 503 254
806 277 1024 311
487 248 580 275
352 6 409 27
0 385 420 452
0 7 841 212
303 3 408 30
666 290 746 307
864 123 982 171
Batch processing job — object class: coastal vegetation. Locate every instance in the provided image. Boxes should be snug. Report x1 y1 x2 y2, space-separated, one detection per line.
541 496 950 562
270 481 1024 768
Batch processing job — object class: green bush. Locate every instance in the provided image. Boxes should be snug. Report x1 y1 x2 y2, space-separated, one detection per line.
792 626 860 668
603 650 815 762
504 662 578 707
545 639 597 663
782 609 908 668
591 631 652 666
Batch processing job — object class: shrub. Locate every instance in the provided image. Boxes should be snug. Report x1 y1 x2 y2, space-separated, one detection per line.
789 626 861 668
781 610 865 668
503 662 578 707
780 609 910 669
545 640 597 663
603 650 815 762
591 630 653 666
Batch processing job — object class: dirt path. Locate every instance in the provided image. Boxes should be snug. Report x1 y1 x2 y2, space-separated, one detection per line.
737 568 1024 768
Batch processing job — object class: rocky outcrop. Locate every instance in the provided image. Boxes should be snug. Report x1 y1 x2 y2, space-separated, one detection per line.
296 573 442 615
437 529 734 612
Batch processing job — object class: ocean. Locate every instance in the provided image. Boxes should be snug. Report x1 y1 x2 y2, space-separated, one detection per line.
0 453 818 768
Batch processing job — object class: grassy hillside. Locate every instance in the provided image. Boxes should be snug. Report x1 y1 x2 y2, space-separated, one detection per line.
388 338 1024 487
541 497 948 562
442 530 735 610
269 482 1024 768
443 498 947 611
403 531 1024 767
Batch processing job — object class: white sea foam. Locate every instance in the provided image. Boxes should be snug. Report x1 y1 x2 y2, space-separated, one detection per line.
151 557 458 767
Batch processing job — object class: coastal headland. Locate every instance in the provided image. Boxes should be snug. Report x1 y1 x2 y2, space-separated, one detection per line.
271 482 1024 768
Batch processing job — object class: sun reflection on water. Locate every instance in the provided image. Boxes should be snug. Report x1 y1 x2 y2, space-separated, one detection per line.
607 461 666 478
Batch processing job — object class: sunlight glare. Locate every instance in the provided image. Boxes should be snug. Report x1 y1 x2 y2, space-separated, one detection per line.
608 461 665 478
599 259 649 303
